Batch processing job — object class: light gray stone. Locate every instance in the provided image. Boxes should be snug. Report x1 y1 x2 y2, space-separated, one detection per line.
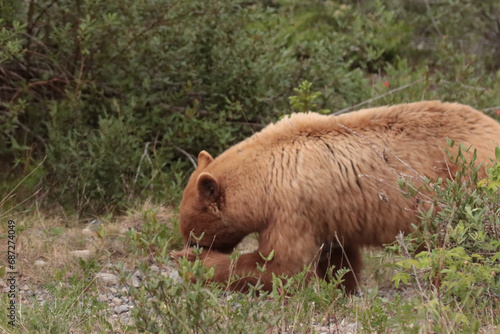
96 273 119 285
114 305 129 314
34 260 47 267
71 250 91 259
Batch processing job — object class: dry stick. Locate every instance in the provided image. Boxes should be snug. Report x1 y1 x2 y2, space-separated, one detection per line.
0 156 46 208
439 146 455 181
174 145 197 169
335 122 440 209
395 232 426 302
483 105 500 112
134 142 153 186
333 234 361 291
336 122 425 180
424 0 444 37
109 0 181 63
0 188 42 220
333 79 424 116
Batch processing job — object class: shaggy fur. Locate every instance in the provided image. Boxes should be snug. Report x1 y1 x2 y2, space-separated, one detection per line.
172 101 500 292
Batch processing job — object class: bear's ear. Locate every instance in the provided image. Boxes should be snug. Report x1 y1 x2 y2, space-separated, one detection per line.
197 151 214 170
197 172 219 202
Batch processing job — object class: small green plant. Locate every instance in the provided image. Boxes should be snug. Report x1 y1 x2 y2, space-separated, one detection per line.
387 143 500 333
127 241 349 333
289 80 330 114
478 147 500 192
125 209 183 261
129 248 276 333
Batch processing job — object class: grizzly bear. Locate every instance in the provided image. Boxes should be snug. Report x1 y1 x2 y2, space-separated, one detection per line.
172 101 500 293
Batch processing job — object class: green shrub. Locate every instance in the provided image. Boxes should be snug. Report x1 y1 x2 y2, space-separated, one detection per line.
388 144 500 333
2 0 500 214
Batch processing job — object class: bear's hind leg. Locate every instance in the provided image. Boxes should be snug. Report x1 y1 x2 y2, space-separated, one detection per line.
317 244 362 293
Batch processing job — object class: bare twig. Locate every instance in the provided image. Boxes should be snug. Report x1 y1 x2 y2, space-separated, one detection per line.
395 232 426 302
483 105 500 112
174 145 197 169
109 1 181 63
424 0 443 37
336 122 425 180
333 79 424 116
134 142 153 185
334 234 361 290
0 156 46 209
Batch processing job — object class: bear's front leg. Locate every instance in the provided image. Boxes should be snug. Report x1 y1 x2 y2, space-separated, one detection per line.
171 248 288 292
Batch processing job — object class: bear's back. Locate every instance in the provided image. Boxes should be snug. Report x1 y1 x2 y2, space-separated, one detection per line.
214 101 500 246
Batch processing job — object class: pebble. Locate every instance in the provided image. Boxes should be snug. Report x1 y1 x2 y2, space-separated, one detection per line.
96 273 119 285
17 263 362 333
71 250 91 259
34 260 47 267
162 270 182 284
114 305 129 314
130 276 140 288
86 219 103 231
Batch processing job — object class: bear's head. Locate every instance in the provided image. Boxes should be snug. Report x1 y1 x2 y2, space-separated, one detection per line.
179 150 247 253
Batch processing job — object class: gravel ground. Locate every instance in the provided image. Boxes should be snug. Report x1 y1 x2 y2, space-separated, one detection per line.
0 264 361 333
1 223 364 333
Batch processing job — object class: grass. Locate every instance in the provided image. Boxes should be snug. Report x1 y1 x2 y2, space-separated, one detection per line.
0 156 499 333
0 202 177 333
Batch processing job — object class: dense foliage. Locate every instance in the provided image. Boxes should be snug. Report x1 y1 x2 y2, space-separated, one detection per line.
1 0 500 213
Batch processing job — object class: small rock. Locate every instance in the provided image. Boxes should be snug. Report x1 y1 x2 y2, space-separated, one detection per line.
162 270 182 284
71 250 91 259
96 273 119 285
86 219 103 231
109 287 118 294
150 265 160 273
133 270 144 279
98 294 108 302
22 284 29 291
114 305 129 314
112 297 122 306
34 260 47 267
131 276 140 288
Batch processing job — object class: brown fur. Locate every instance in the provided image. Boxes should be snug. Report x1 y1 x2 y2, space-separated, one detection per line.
172 101 500 293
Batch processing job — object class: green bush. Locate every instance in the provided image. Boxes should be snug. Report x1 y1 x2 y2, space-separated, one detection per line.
387 144 500 333
1 0 500 213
